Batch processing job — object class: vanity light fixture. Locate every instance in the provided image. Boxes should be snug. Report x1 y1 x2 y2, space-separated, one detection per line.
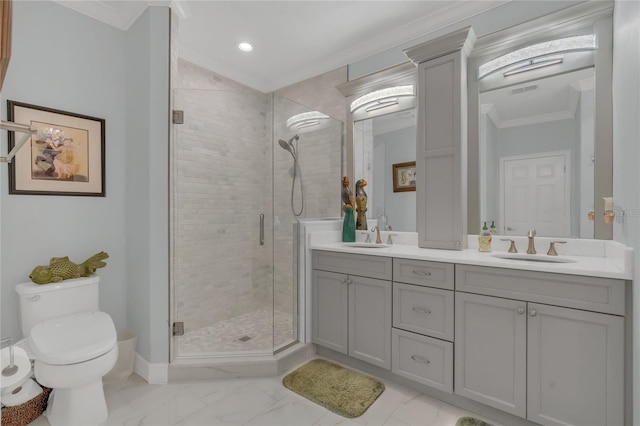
478 34 597 79
350 85 414 113
286 111 330 130
238 42 253 52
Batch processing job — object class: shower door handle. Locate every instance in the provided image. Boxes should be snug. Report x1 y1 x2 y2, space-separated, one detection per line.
259 213 265 246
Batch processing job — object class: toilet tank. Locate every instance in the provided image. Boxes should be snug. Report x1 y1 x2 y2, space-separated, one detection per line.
15 276 101 337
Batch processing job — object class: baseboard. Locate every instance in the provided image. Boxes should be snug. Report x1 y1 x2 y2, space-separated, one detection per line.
134 353 168 384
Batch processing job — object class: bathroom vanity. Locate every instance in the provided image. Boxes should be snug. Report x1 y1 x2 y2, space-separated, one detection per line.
310 239 631 426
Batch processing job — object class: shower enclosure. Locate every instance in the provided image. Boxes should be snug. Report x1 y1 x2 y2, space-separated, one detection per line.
170 87 343 360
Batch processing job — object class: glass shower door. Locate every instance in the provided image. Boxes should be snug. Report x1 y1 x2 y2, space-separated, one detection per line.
171 88 275 358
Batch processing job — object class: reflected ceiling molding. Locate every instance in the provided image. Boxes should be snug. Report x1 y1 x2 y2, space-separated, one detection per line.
286 111 330 132
478 35 597 79
350 85 414 113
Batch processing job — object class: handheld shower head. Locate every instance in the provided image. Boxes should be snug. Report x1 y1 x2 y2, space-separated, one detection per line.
278 135 300 158
278 134 304 217
278 139 293 153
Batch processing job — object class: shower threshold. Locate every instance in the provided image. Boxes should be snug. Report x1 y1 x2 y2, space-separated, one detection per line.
168 342 315 382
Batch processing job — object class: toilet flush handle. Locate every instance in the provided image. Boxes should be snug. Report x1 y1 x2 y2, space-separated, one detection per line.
27 295 40 302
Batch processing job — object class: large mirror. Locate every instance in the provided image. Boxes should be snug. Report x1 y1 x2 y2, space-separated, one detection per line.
478 67 595 238
468 2 613 239
337 62 417 231
353 109 416 231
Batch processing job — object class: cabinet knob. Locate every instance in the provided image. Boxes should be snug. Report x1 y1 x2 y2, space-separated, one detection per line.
412 270 431 277
412 307 431 314
411 355 430 364
530 309 538 317
517 307 525 315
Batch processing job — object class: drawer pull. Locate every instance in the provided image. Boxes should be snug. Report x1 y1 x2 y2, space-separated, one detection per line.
412 307 431 314
412 270 432 277
411 355 430 364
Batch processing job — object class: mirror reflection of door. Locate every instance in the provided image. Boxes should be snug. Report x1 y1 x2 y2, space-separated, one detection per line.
479 67 594 238
500 151 570 236
353 109 416 231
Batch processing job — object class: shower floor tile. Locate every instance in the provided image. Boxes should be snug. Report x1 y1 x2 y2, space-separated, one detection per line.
176 307 295 356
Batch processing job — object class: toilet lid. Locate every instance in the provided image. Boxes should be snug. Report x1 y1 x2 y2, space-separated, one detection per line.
28 311 116 365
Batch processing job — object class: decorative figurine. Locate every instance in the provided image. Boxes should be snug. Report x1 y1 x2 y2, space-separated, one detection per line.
29 251 109 284
355 179 368 230
341 177 356 242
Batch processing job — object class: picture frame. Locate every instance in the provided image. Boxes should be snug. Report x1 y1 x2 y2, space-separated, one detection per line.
392 161 416 192
7 100 105 196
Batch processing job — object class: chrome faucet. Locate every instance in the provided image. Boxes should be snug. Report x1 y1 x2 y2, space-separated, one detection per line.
371 226 382 244
527 229 537 254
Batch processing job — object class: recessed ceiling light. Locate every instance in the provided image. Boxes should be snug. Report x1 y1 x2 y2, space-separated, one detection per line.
238 42 253 52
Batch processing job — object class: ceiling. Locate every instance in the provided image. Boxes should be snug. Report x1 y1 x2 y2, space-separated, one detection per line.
52 0 507 92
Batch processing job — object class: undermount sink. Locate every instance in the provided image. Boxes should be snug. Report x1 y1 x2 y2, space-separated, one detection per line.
342 243 392 249
491 253 577 263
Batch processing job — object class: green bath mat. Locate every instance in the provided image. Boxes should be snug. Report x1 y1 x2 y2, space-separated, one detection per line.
282 359 385 418
456 416 493 426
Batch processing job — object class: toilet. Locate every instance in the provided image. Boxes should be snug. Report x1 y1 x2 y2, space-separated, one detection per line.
15 276 118 426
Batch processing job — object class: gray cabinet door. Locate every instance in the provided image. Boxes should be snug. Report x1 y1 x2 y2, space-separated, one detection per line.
349 275 392 370
415 51 467 250
405 27 473 250
455 292 527 417
312 270 349 354
527 303 624 426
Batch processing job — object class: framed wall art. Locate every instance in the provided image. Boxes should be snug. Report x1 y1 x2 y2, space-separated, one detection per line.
7 100 105 196
392 161 416 192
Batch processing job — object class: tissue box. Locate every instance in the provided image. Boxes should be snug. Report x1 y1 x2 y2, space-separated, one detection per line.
1 386 51 426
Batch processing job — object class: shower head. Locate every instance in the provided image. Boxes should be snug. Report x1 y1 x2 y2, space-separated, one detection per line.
278 139 293 153
278 135 300 158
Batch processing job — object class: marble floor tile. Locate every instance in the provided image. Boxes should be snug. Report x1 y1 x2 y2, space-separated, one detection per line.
27 360 498 426
244 393 327 425
390 393 462 426
178 383 276 425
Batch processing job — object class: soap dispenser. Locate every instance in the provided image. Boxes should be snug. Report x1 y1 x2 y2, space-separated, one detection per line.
478 221 492 252
489 221 497 235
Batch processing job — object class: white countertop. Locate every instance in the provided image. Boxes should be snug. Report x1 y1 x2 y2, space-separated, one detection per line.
310 237 632 280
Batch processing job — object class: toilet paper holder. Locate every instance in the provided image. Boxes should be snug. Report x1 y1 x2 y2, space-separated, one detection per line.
1 338 19 377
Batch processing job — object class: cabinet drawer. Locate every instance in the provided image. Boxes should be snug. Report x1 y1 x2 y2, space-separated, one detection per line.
393 283 454 341
392 328 453 393
393 258 454 290
313 250 392 280
455 265 625 315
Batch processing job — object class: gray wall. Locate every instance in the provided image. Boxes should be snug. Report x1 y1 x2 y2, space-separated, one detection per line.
0 2 171 365
612 1 640 423
1 1 127 340
124 7 170 363
373 126 416 232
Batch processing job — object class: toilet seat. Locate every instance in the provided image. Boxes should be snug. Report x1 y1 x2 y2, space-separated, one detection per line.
28 311 116 365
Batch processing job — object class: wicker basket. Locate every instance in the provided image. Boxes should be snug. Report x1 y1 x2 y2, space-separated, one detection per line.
1 387 51 426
